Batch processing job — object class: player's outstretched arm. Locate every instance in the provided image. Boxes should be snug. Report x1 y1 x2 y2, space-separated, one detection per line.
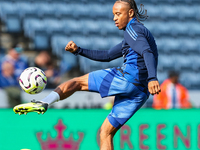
148 80 161 95
65 41 123 62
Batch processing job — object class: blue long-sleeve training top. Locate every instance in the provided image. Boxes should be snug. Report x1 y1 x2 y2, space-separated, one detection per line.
73 18 158 88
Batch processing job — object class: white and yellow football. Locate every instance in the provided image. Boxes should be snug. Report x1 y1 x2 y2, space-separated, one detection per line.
19 67 47 94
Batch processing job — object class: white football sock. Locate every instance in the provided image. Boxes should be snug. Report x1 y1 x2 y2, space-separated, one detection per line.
41 91 60 105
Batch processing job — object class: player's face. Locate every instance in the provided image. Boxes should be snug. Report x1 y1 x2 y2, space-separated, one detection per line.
113 1 134 30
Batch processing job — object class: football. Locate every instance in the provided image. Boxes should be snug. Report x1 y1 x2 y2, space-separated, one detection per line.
19 67 47 94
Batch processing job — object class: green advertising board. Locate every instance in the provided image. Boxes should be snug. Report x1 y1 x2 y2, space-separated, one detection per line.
0 109 199 150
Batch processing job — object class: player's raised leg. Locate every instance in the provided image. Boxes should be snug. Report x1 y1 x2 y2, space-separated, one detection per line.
54 73 89 100
13 74 89 115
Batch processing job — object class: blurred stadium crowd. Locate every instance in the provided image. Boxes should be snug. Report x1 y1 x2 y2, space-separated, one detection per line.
0 0 200 108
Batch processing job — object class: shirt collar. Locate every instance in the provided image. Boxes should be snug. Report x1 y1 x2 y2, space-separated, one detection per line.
123 17 137 30
127 17 137 26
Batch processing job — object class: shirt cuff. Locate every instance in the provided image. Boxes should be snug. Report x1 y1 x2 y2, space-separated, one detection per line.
72 47 82 56
148 77 158 82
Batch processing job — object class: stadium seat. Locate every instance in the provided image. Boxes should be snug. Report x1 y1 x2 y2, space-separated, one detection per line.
180 72 200 89
44 19 64 35
171 22 186 37
158 54 176 71
5 15 21 33
0 2 18 22
157 71 168 84
34 2 55 18
70 36 92 49
46 3 85 19
0 2 22 32
84 0 108 3
79 51 123 74
78 57 89 73
24 18 64 38
189 22 200 37
169 0 191 4
161 5 180 20
190 55 200 71
178 5 198 20
51 35 92 57
51 35 68 57
174 54 193 71
34 31 49 50
23 18 46 38
16 2 37 19
180 38 199 54
81 19 101 35
98 20 121 36
156 38 182 54
139 0 157 4
145 21 197 38
70 3 90 19
191 0 200 4
88 3 112 19
144 4 162 20
80 58 111 73
63 19 83 35
147 22 172 37
23 18 38 37
90 36 110 50
109 37 123 47
23 18 49 50
60 52 78 74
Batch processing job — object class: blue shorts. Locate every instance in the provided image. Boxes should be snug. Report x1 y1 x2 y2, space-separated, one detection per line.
88 68 149 129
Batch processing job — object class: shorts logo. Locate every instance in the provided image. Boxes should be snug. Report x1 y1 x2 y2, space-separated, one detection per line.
36 119 84 150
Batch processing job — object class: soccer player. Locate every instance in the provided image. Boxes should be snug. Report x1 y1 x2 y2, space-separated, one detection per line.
14 0 161 149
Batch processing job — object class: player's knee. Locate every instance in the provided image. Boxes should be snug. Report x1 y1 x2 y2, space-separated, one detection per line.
99 126 114 140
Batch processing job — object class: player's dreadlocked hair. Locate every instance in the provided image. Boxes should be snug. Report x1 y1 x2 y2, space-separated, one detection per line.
116 0 148 22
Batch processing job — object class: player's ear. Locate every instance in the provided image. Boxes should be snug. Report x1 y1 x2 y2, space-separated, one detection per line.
129 9 134 18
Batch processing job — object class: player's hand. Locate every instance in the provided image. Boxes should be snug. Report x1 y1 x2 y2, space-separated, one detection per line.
148 80 161 95
65 41 78 53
